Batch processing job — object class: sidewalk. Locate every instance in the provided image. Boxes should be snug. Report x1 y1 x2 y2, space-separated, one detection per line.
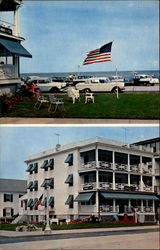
0 117 159 125
0 225 158 238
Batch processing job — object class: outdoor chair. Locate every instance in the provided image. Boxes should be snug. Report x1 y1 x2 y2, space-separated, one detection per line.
85 93 94 104
67 87 80 104
48 94 64 113
34 92 49 110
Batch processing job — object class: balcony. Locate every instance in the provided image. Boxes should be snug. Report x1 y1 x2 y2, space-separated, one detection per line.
80 161 113 171
115 163 128 172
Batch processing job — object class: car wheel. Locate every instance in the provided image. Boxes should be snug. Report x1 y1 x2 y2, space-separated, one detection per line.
84 88 91 93
111 87 119 93
50 87 59 93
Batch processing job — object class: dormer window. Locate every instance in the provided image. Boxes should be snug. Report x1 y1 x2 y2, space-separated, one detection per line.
65 154 73 166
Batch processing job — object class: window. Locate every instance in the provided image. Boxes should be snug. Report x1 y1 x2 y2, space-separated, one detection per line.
130 155 140 165
41 178 54 189
46 159 54 170
32 181 38 191
65 154 73 166
65 195 74 209
3 208 14 217
4 194 13 202
27 199 33 208
115 152 128 165
27 182 33 191
26 163 38 174
98 149 113 162
65 174 73 186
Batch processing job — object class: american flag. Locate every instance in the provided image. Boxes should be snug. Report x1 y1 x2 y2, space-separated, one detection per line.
83 42 113 65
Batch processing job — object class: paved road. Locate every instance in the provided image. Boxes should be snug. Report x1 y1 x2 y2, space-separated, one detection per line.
0 228 159 250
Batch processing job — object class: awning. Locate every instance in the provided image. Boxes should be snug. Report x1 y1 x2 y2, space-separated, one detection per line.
101 192 159 200
27 199 33 207
65 154 73 164
27 182 33 189
31 198 38 207
65 195 73 205
41 160 48 169
26 164 33 172
0 38 32 58
46 159 54 168
74 192 94 202
65 174 73 185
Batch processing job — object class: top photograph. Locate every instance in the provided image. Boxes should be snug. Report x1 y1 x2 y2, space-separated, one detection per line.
0 0 159 124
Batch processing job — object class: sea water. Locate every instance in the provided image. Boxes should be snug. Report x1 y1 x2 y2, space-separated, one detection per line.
21 70 159 81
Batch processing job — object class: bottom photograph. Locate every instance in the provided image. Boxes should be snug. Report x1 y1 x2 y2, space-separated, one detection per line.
0 126 159 249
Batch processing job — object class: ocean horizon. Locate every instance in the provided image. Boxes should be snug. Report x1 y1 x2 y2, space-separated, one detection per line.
21 70 159 80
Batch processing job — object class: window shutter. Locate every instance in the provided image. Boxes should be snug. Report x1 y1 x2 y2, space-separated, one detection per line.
4 194 6 202
3 208 6 217
11 208 14 216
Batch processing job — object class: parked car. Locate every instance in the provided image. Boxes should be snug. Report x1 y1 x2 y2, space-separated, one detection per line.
27 77 67 92
72 77 125 93
133 74 159 86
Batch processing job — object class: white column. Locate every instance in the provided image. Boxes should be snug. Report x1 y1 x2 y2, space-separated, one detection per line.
44 183 51 234
152 176 155 192
141 200 144 212
13 8 19 36
152 200 155 213
140 175 143 191
128 173 130 186
128 154 130 172
113 172 115 190
128 199 131 211
113 151 115 170
113 199 116 212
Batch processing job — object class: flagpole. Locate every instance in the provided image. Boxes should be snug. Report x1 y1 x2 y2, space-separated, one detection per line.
44 180 52 234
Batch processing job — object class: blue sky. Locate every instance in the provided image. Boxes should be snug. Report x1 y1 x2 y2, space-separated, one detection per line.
0 126 159 180
5 0 159 73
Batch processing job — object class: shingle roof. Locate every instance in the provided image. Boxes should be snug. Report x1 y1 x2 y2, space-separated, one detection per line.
0 178 27 193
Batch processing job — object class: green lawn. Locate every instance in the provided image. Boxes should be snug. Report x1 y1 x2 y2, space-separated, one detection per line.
1 93 160 119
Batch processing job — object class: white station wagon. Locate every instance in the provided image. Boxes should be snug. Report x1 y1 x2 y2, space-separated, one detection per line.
74 77 125 93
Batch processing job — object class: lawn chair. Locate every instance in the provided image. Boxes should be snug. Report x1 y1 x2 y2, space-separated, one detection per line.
85 93 94 104
48 94 64 113
67 87 80 104
34 92 49 110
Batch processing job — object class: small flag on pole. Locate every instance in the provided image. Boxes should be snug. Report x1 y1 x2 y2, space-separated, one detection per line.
83 41 113 65
33 194 43 209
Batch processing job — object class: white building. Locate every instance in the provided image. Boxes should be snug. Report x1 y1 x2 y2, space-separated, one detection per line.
0 0 32 93
0 178 27 222
19 137 159 224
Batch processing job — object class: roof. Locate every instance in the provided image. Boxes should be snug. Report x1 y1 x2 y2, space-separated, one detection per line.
0 0 22 11
0 178 27 193
25 137 154 163
133 137 160 145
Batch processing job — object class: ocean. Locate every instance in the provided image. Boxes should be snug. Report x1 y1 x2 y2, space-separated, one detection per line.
21 70 159 81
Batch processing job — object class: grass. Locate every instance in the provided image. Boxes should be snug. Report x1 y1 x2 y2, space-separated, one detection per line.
0 222 155 231
1 93 160 119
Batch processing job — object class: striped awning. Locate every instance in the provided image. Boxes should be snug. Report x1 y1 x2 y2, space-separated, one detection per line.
74 192 94 202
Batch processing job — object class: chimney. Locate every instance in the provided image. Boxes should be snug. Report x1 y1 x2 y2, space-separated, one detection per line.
56 144 61 151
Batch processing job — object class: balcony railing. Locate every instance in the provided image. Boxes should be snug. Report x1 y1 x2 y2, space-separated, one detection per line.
78 205 97 214
130 165 140 173
143 186 152 192
115 163 128 172
100 205 119 213
81 161 96 170
82 182 96 191
98 161 113 170
99 182 113 190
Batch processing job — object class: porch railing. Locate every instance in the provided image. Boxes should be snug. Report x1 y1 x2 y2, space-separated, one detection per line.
100 205 119 213
115 163 128 172
78 205 97 214
130 165 140 173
